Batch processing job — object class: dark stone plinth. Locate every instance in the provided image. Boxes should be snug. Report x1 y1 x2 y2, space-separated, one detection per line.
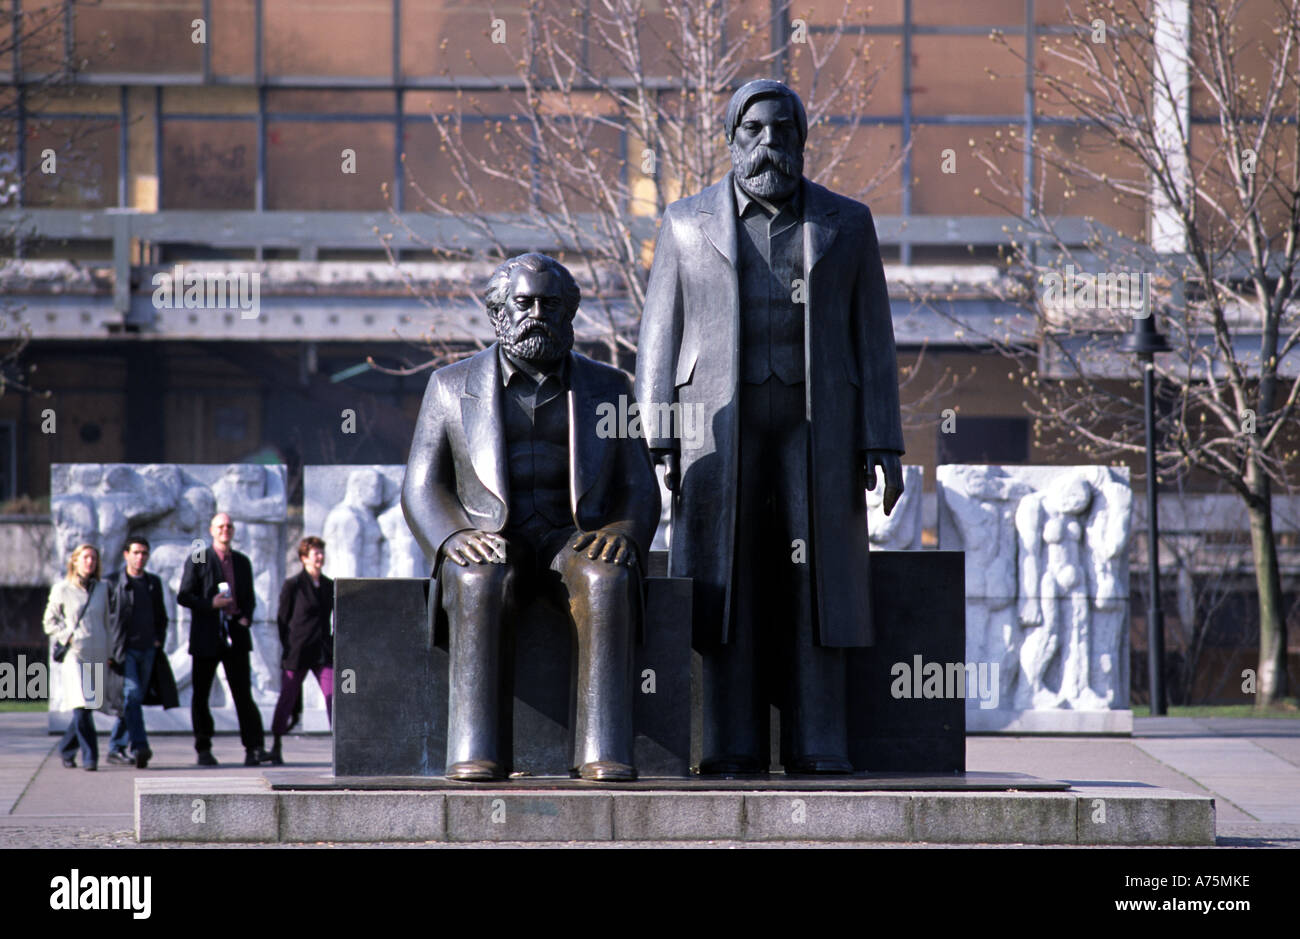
334 567 692 777
847 550 966 773
685 550 966 774
334 550 964 778
333 577 443 776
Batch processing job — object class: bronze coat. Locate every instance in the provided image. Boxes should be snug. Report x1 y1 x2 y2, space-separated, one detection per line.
401 345 662 641
635 173 905 647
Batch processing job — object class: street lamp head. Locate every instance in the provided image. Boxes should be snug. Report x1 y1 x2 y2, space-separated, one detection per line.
1120 311 1171 357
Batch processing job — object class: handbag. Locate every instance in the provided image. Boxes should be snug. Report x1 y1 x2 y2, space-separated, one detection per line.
52 589 93 663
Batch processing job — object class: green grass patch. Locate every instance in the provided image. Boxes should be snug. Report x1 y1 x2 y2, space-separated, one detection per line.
1132 701 1300 718
0 701 49 713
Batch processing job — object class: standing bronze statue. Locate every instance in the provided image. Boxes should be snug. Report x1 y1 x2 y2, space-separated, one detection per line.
636 79 906 774
402 253 660 782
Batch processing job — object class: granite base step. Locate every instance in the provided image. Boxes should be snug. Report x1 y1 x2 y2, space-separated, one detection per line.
135 776 1214 845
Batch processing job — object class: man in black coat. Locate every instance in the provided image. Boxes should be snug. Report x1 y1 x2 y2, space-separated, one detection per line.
402 253 661 782
177 512 272 766
104 537 168 769
636 80 906 774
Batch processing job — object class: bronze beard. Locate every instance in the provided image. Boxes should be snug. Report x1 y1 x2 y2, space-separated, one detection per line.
729 142 804 202
489 307 575 367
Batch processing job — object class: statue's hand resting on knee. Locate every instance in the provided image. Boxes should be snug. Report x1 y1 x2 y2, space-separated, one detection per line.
442 530 509 566
570 529 636 566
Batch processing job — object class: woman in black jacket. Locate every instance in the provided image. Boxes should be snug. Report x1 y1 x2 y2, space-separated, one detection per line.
268 536 334 765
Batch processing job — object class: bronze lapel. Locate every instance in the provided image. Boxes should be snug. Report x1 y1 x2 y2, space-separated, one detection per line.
460 347 509 512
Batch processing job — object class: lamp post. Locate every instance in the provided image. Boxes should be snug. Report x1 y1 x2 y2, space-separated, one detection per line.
1121 312 1171 715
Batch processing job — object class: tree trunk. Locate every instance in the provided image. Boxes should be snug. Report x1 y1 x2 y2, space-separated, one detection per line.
1245 471 1289 706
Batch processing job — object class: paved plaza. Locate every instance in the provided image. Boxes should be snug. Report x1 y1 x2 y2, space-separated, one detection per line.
1 713 1295 848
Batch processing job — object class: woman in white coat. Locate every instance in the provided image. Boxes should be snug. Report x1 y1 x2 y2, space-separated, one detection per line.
44 543 111 771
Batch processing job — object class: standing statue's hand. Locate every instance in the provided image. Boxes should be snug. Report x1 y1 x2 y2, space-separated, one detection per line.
864 450 904 517
441 530 508 566
652 449 679 492
570 529 636 566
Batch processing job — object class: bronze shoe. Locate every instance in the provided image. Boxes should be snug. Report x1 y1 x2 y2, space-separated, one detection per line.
446 759 503 781
578 760 636 782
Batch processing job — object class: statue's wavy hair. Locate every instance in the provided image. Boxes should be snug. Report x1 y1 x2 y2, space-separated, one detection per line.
483 253 581 326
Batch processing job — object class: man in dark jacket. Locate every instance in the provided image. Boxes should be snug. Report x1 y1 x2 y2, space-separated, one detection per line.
105 537 167 769
177 512 272 766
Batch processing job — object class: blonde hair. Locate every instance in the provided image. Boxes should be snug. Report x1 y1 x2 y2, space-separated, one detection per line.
65 543 101 582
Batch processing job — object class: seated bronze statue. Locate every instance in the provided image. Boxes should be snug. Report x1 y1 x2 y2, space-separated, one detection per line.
401 253 660 782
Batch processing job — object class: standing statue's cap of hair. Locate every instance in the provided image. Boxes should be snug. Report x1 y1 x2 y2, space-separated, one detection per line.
724 79 807 145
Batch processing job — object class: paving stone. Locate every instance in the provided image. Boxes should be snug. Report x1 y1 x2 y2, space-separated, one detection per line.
445 792 613 842
1074 787 1215 845
911 791 1077 844
279 792 446 842
612 792 742 840
135 778 276 843
744 792 912 842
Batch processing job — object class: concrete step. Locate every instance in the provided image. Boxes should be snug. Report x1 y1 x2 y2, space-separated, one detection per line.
135 778 1215 845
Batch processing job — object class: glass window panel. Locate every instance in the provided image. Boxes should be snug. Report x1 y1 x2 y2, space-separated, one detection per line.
914 0 1025 27
1189 0 1299 120
401 119 532 215
164 86 258 115
1036 126 1146 237
402 90 536 214
266 120 395 210
10 0 73 76
909 123 1022 216
400 3 522 80
532 116 626 216
25 85 120 115
161 119 256 209
808 122 903 211
211 0 256 76
787 16 900 119
267 90 395 115
403 90 518 117
583 6 693 82
264 0 392 77
1034 0 1077 25
1189 122 1295 255
23 117 119 207
638 89 730 201
911 35 1024 116
791 0 902 25
76 0 203 74
1033 31 1146 120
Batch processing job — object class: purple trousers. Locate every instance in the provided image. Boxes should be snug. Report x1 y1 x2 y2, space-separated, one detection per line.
271 665 333 736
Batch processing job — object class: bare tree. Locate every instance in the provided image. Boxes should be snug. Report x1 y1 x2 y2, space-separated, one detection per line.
1128 476 1253 705
2 0 109 399
379 0 907 370
957 0 1298 706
